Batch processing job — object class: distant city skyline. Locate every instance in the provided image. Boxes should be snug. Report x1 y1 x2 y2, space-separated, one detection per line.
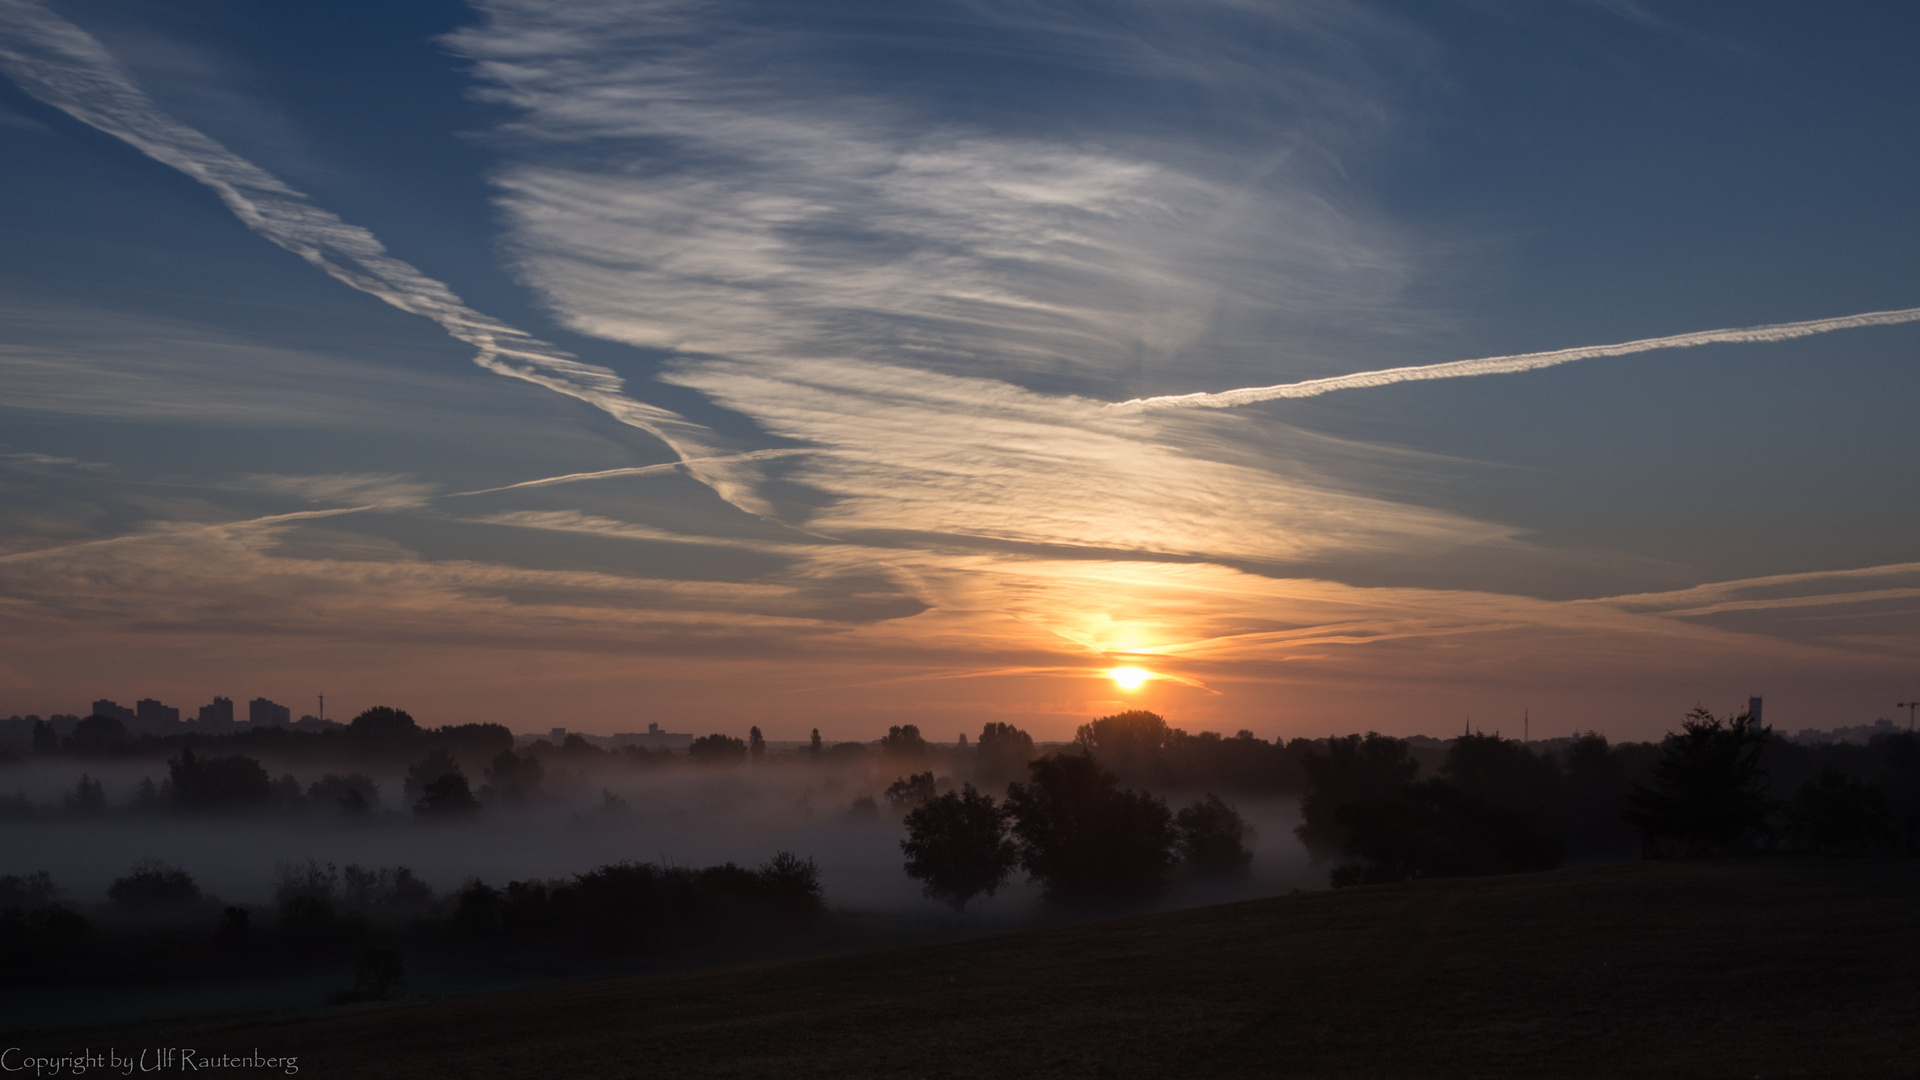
1 1 1915 740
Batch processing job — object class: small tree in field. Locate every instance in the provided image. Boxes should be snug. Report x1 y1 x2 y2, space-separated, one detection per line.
901 785 1017 910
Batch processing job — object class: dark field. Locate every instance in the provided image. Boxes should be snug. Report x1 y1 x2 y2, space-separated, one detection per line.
19 858 1920 1078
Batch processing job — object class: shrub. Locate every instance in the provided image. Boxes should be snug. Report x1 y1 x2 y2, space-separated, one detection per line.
308 773 380 813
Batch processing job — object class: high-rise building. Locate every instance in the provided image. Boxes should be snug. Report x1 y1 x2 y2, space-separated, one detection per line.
91 699 136 724
135 698 180 729
198 696 234 726
249 697 292 726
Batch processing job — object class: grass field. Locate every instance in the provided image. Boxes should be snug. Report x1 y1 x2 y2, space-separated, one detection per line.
18 857 1920 1078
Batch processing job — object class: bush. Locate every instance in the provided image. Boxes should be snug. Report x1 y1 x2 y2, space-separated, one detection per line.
108 860 202 910
901 785 1017 910
1174 794 1255 877
1005 754 1175 901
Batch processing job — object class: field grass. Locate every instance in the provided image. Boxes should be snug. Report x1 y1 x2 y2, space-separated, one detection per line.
20 857 1920 1078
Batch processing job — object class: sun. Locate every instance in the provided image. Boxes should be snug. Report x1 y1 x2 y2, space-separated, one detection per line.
1106 666 1152 691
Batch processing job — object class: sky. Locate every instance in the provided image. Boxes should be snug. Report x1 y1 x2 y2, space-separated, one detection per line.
0 0 1915 742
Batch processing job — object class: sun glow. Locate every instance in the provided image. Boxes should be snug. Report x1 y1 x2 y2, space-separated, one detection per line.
1106 666 1152 691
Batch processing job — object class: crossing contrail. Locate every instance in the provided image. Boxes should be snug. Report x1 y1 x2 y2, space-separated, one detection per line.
1109 305 1920 412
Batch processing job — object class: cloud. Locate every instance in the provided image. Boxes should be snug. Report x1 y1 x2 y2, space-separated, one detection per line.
0 0 771 514
1111 305 1920 411
241 474 438 510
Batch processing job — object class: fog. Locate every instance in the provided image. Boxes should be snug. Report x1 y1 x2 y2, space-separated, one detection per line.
0 755 1322 920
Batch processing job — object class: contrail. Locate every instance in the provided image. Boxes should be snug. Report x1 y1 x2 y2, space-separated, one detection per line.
0 0 772 517
449 449 809 496
1109 305 1920 412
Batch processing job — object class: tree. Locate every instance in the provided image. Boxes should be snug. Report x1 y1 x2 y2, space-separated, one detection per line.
108 860 202 910
1787 769 1891 853
688 733 748 763
308 773 380 814
749 726 766 759
1005 754 1175 901
483 749 542 807
64 775 106 815
415 772 480 816
901 785 1018 910
404 749 461 799
65 715 130 757
30 719 56 755
169 748 274 809
1295 733 1418 862
810 728 822 755
1563 732 1637 858
976 722 1035 786
1174 794 1255 877
1075 710 1174 785
880 724 928 756
1624 707 1775 856
884 771 937 813
348 706 419 744
1330 778 1564 887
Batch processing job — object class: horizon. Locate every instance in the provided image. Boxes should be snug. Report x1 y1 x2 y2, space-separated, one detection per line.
2 1 1917 743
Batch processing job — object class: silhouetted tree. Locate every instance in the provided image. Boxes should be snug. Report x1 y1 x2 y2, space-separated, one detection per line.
885 771 938 813
1174 794 1255 877
1787 769 1891 853
0 872 59 908
1330 778 1564 887
30 719 56 755
1441 733 1564 831
1563 732 1637 858
1624 707 1775 856
348 706 420 745
688 733 748 763
404 748 461 799
169 748 274 809
109 860 202 910
308 773 380 814
901 785 1017 910
749 726 766 759
1076 710 1174 785
484 750 543 807
847 795 879 818
976 722 1036 786
64 715 130 757
880 724 929 756
64 775 106 815
810 728 822 755
1295 733 1418 862
414 772 480 816
1005 754 1175 901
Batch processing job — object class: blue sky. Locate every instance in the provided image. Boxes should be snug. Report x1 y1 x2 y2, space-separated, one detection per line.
1 0 1915 740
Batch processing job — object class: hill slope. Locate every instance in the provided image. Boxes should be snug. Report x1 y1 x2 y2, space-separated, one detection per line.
28 858 1920 1078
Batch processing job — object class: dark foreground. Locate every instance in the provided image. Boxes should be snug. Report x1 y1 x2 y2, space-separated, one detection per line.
18 858 1920 1078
